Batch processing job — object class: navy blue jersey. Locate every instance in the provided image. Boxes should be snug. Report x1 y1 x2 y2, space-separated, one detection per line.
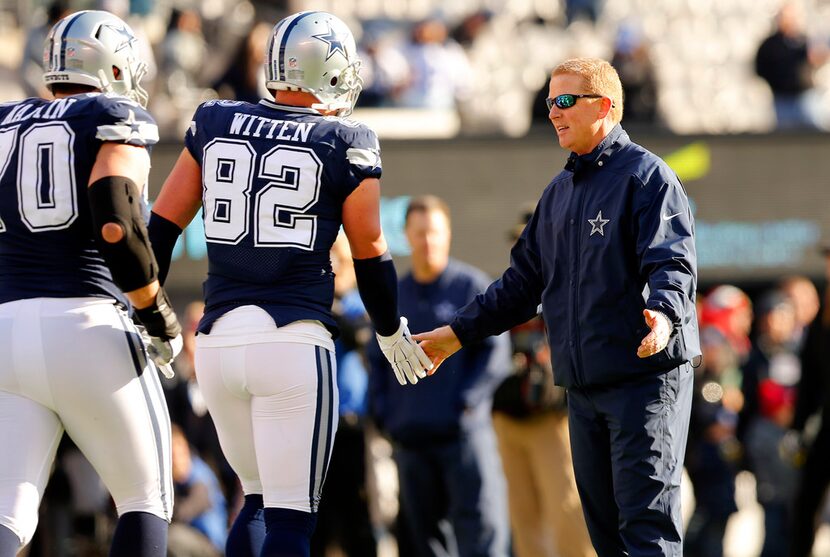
184 99 382 334
0 93 159 306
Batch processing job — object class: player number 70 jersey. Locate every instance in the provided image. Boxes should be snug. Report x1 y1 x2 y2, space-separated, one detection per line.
0 93 158 305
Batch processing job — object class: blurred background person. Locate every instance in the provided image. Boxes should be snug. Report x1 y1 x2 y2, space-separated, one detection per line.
155 6 215 135
700 285 754 365
564 0 604 26
738 290 802 557
754 0 830 130
160 7 207 91
212 20 271 104
17 0 69 99
312 233 377 557
610 20 659 127
451 10 493 49
684 326 743 557
169 424 227 557
369 195 511 557
398 17 473 109
790 246 830 557
778 274 820 348
490 205 593 557
356 25 411 108
26 439 113 557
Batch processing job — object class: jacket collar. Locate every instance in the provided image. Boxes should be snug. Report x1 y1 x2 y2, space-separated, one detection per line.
564 124 629 173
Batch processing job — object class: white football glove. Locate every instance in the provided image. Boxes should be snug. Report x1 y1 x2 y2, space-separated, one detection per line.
376 317 434 386
144 332 183 379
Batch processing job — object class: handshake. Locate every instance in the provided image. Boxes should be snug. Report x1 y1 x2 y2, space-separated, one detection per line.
376 317 434 385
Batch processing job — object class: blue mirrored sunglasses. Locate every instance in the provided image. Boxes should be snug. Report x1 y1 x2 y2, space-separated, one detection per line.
546 93 604 110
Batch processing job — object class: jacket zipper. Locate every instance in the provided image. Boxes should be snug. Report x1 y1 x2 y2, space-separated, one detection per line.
571 176 586 387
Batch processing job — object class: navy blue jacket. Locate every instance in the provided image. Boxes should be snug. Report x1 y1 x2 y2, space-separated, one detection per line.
451 125 700 389
369 259 512 446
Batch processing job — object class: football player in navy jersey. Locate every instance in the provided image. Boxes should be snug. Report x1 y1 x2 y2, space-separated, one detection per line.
148 11 432 557
0 10 181 557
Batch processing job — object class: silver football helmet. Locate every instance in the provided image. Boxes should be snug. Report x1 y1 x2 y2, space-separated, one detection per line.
42 10 149 107
265 11 363 117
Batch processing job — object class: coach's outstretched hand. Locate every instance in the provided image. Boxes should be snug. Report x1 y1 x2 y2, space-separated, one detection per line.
377 317 433 385
637 309 671 358
412 325 462 375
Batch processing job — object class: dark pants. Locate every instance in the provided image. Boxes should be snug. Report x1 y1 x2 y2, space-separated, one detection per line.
759 502 789 557
567 363 693 556
790 421 830 557
311 418 377 557
393 425 509 557
684 507 729 557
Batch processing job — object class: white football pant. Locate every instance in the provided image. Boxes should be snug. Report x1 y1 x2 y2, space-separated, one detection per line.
0 297 173 546
195 305 338 513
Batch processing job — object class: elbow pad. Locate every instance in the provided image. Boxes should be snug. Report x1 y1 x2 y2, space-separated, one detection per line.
88 176 158 293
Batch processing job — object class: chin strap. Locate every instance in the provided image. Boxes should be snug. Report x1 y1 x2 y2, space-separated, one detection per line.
310 100 352 117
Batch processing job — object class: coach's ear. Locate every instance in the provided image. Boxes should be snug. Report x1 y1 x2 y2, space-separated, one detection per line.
597 97 613 120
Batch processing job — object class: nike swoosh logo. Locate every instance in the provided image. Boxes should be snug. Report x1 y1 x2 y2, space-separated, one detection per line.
662 212 682 221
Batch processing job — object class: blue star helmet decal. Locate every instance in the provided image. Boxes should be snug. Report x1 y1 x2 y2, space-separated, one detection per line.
99 22 136 53
312 24 347 61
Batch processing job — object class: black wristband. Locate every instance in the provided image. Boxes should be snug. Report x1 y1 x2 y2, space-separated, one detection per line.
353 251 400 337
134 289 182 340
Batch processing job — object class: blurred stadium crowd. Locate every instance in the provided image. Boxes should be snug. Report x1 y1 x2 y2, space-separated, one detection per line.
3 1 830 556
0 0 829 139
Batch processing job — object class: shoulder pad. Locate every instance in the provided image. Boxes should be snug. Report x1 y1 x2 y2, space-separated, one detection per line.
94 95 158 146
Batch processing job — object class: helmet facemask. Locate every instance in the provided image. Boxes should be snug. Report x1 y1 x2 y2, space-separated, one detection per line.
96 58 149 107
310 60 363 117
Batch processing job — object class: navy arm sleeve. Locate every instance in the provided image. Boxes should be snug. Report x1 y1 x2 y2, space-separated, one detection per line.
450 212 546 345
147 211 183 285
635 170 697 326
353 252 400 337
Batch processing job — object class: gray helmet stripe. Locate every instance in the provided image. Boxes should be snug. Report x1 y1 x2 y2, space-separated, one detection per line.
48 13 73 70
278 11 316 82
266 21 280 80
58 11 88 70
268 15 293 81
